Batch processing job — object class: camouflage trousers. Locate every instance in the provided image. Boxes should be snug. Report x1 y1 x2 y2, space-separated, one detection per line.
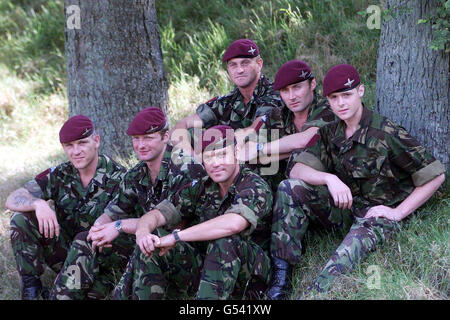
10 211 71 278
270 179 400 292
113 230 271 300
49 230 135 300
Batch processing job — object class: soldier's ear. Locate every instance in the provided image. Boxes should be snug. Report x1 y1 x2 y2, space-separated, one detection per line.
93 134 100 148
162 130 170 143
357 84 365 98
310 78 317 91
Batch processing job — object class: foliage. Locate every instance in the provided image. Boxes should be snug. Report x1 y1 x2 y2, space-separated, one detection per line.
418 0 449 52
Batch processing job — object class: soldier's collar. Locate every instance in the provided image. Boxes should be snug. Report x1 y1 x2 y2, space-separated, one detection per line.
350 105 372 144
91 154 109 187
234 74 268 100
154 145 173 184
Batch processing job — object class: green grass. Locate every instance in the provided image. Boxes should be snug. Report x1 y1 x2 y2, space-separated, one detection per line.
0 0 448 300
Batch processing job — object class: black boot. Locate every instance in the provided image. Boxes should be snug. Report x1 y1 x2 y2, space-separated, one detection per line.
21 275 44 300
265 257 292 300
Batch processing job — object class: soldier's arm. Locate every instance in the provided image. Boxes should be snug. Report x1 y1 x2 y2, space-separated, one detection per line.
365 173 445 221
290 162 353 210
5 187 45 212
159 213 249 248
135 209 168 257
6 187 60 238
242 127 318 163
262 127 319 156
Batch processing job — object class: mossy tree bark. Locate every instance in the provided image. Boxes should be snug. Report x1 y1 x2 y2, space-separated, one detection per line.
64 0 168 160
376 0 449 168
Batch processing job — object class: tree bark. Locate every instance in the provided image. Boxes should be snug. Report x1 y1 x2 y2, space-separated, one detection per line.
376 0 449 169
64 0 168 160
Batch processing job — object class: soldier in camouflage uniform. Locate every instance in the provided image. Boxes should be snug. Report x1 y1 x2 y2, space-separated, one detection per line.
236 60 336 191
6 115 126 300
171 39 284 159
49 107 206 300
113 125 273 300
268 64 446 299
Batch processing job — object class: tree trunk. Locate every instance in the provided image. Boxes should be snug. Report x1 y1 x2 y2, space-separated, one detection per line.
376 0 449 169
64 0 168 160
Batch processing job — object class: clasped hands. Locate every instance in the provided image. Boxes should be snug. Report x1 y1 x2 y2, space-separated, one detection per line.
87 222 118 252
135 230 176 258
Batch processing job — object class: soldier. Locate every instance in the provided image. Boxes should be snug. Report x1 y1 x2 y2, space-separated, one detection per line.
267 64 446 299
49 107 206 299
171 38 283 159
236 60 336 190
5 115 126 299
113 125 273 300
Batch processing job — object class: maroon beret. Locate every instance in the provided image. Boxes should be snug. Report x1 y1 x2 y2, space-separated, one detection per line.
126 106 167 136
222 39 259 63
59 115 94 143
273 60 313 91
323 64 360 97
201 125 236 152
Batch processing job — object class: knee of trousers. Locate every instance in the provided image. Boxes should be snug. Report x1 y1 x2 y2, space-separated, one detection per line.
276 179 312 201
10 211 37 233
205 235 242 262
73 231 89 242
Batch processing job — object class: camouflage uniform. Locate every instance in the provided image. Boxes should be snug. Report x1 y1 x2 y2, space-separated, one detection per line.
113 166 273 300
271 106 446 292
252 92 336 190
50 145 206 299
196 74 283 130
10 155 126 280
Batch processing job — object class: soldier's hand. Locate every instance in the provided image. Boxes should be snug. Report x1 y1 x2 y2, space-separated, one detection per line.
136 231 160 258
325 174 353 210
34 199 60 239
365 205 402 221
87 223 119 251
156 234 176 256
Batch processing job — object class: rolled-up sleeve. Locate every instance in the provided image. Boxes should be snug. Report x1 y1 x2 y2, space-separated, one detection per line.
224 200 259 236
388 124 446 187
155 199 182 227
411 159 446 187
196 103 218 128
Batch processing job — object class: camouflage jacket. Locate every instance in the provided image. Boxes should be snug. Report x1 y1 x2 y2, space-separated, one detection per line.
253 92 336 181
24 154 126 238
161 165 273 250
257 92 336 141
292 106 446 217
104 145 207 228
196 74 284 130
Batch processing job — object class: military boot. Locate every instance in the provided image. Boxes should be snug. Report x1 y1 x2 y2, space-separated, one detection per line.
21 275 44 300
265 257 292 300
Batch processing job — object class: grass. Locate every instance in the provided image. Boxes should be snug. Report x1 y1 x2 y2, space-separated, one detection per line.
0 0 448 300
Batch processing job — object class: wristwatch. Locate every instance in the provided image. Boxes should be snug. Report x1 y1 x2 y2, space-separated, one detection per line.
172 228 182 243
114 220 123 233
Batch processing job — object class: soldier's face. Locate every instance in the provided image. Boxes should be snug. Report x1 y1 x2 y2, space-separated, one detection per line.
132 131 168 162
62 135 100 170
280 79 316 114
202 145 237 184
227 57 263 89
327 85 365 122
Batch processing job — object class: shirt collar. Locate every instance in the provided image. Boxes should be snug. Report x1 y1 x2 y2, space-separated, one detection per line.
332 105 373 148
233 74 271 104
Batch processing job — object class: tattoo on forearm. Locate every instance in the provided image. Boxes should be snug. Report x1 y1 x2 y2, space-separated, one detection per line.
12 190 39 208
